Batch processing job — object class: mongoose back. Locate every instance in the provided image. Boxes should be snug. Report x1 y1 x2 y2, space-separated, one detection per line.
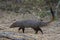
10 7 55 34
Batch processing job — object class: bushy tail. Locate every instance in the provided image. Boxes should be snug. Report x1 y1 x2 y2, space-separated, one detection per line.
47 7 55 23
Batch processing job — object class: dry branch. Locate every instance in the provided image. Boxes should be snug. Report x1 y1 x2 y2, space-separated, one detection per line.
0 32 36 40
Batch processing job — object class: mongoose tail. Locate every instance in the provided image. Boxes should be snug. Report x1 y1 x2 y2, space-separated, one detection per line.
47 7 55 24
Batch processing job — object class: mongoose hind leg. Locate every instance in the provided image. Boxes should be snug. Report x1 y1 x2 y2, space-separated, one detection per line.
32 27 39 34
39 27 43 34
34 27 43 34
35 30 38 34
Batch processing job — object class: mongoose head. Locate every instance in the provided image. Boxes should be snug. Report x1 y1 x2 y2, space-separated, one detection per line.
10 24 15 28
10 23 17 28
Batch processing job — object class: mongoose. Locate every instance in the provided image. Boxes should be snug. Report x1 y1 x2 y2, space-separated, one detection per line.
10 7 55 34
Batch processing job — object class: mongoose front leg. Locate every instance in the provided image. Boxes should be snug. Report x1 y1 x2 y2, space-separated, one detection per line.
22 28 25 33
18 27 22 32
